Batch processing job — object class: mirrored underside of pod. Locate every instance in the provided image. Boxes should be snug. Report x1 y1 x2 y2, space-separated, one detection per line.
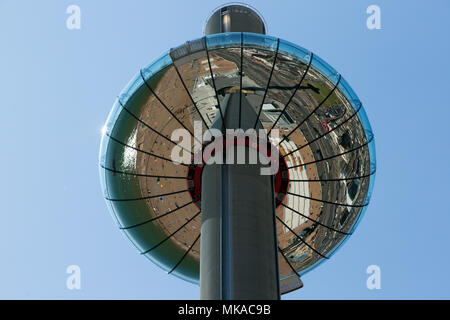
99 33 376 294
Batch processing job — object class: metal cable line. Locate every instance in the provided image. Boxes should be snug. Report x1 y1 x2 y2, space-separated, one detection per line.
286 136 374 168
267 54 313 136
101 165 187 180
285 191 368 208
139 70 201 144
106 189 189 202
168 233 201 274
239 32 244 128
276 74 342 148
289 171 375 182
276 216 328 259
252 38 280 129
140 211 201 255
280 202 351 235
278 246 301 279
117 99 194 156
120 201 195 230
283 102 363 158
172 63 210 130
106 133 189 167
205 38 226 132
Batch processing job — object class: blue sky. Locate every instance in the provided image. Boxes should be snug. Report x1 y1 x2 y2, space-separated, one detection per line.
0 0 449 299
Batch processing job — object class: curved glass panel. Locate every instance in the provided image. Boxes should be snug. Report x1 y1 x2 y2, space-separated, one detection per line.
278 39 311 64
243 33 278 51
141 51 172 80
205 32 241 50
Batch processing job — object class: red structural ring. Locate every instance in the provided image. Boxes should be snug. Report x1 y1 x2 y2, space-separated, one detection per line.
186 135 289 210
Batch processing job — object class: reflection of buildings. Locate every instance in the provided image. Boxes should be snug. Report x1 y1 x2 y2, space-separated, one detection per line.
100 3 375 299
260 103 294 128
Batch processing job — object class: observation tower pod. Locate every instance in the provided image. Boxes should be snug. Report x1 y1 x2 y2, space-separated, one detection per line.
99 3 376 300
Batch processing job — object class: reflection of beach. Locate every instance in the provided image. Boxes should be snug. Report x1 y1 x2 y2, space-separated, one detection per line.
276 128 322 270
136 65 203 257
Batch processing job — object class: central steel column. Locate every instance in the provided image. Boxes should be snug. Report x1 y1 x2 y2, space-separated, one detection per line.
200 94 280 300
200 4 278 300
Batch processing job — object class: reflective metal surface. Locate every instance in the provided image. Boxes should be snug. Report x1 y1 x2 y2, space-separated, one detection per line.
204 3 267 35
99 33 376 294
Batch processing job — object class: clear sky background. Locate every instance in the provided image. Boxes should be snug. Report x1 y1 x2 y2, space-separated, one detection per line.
0 0 449 299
